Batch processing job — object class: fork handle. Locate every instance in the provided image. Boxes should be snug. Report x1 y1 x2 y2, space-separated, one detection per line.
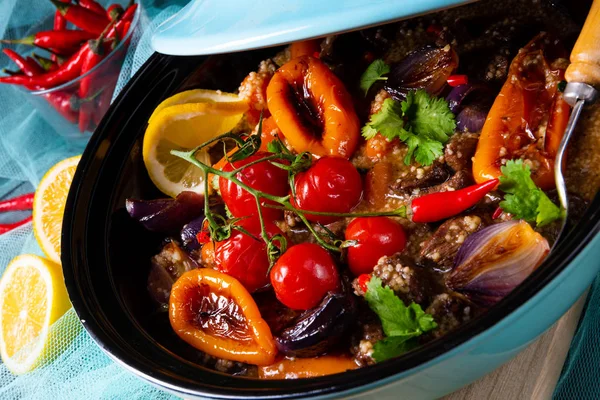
566 0 600 85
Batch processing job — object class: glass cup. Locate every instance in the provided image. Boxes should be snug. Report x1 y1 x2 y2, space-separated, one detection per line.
17 0 143 141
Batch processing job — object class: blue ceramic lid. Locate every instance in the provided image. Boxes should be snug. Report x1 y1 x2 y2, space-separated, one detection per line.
151 0 474 56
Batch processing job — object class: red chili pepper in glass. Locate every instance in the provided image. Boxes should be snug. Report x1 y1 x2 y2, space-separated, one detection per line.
50 0 110 35
0 193 34 212
42 90 80 124
78 39 105 132
121 20 132 43
32 53 58 72
0 44 88 89
107 4 124 20
447 74 469 87
0 216 32 235
78 0 107 16
2 68 20 76
52 0 70 62
2 49 43 76
408 178 498 223
1 30 97 53
107 3 137 39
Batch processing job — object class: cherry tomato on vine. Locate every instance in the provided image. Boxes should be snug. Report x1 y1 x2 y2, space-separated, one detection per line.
219 152 289 220
214 217 285 293
270 243 340 310
345 217 407 276
291 157 363 224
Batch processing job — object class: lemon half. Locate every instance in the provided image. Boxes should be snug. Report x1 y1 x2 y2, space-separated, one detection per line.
142 90 247 198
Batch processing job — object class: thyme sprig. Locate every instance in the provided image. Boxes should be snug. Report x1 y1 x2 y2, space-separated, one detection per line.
171 126 407 265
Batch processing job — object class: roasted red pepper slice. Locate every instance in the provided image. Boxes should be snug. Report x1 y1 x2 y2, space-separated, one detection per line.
472 33 570 190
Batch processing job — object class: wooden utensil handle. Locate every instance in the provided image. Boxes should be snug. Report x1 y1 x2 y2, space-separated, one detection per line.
566 0 600 85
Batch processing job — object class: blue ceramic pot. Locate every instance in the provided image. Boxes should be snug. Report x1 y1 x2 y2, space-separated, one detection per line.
61 27 600 400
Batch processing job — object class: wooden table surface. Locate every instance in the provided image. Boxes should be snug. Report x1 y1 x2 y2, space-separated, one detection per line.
443 294 587 400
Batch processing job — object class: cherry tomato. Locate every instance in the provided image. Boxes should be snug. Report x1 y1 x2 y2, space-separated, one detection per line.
270 243 339 310
345 217 407 276
214 217 284 293
291 157 363 224
219 152 289 220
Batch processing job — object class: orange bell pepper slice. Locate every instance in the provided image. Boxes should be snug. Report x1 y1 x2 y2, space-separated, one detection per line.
169 268 277 366
472 33 571 190
266 56 360 158
258 355 359 379
290 39 321 59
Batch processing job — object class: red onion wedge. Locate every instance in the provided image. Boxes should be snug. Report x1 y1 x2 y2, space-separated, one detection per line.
384 44 458 101
126 191 204 234
447 220 549 306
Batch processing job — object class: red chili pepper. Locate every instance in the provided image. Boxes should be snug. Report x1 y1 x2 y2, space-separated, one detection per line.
43 90 80 124
358 274 371 292
447 74 469 87
107 4 137 47
0 193 34 212
50 0 110 35
0 44 88 89
32 53 58 72
0 216 33 234
52 0 70 62
427 24 443 35
196 219 212 244
1 30 97 53
2 49 43 76
410 178 499 223
492 206 503 220
78 39 105 132
106 3 124 20
2 68 20 76
78 0 107 16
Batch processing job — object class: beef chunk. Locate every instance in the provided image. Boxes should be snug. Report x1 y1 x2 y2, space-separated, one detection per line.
417 169 473 196
444 133 479 173
147 241 199 305
370 254 434 305
420 215 484 271
424 293 474 339
394 162 451 192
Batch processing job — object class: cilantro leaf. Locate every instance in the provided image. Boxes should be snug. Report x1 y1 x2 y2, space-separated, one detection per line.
360 59 390 96
364 277 437 362
361 91 455 166
361 98 405 140
536 193 563 226
402 90 456 143
404 132 444 166
498 160 562 226
372 336 418 362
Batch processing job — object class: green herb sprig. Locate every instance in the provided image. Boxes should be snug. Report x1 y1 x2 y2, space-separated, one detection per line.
364 277 437 362
362 90 456 166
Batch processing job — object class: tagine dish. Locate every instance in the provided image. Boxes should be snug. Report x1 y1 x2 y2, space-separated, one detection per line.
126 0 600 380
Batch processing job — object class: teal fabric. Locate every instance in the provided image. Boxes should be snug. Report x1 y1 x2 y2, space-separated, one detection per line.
554 276 600 399
0 1 186 398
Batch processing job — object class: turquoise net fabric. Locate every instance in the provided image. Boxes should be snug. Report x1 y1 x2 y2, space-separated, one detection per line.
0 1 185 398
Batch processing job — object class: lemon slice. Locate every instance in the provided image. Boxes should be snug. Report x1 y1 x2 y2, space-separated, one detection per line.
149 89 246 125
143 91 247 198
33 155 81 265
0 254 71 374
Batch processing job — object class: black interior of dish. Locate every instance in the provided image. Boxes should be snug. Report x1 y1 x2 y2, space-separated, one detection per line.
62 0 599 398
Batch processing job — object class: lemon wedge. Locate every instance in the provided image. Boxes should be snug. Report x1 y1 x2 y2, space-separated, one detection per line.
0 254 70 374
143 90 247 198
33 155 81 265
